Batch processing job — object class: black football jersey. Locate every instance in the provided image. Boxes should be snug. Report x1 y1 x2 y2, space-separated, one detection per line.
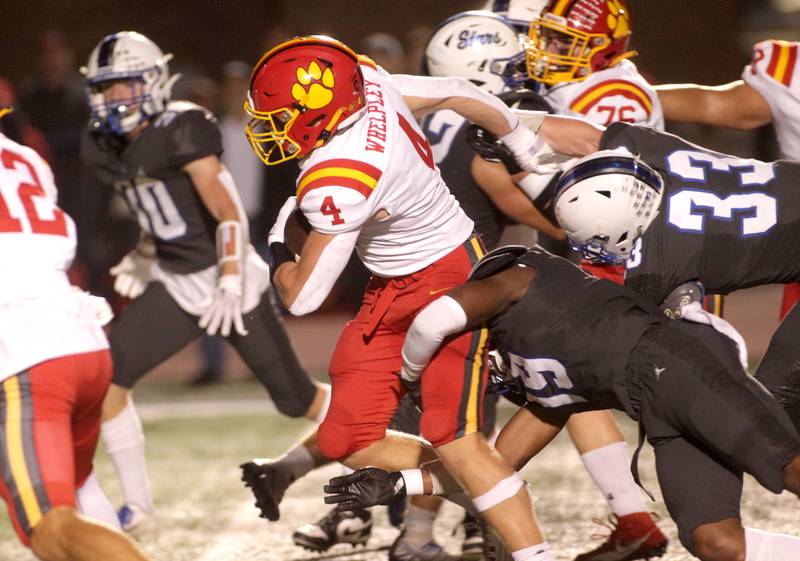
421 90 555 250
489 247 664 413
81 101 224 274
422 110 506 249
600 122 800 305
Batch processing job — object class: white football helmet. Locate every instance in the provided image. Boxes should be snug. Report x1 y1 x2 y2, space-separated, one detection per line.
554 150 664 264
425 10 529 94
82 31 180 135
487 0 549 34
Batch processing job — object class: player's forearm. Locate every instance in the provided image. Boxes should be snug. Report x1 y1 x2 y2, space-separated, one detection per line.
656 81 772 129
396 75 518 136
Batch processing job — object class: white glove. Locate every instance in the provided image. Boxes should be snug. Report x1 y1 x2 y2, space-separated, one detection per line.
71 287 114 326
500 118 566 175
198 274 249 337
679 301 749 371
268 196 298 246
109 251 154 299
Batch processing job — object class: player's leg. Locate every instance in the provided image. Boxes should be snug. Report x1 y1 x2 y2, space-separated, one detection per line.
0 353 153 561
753 300 800 432
635 325 800 560
566 410 667 561
102 281 204 531
228 288 329 421
420 325 551 560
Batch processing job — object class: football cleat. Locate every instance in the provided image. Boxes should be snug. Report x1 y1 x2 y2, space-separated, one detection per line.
461 513 485 561
389 531 457 561
479 521 513 561
117 503 159 540
240 458 295 521
574 512 668 561
292 508 372 552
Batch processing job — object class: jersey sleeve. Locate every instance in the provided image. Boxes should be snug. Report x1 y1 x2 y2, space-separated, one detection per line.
296 158 382 234
567 79 658 127
166 109 224 169
742 40 799 96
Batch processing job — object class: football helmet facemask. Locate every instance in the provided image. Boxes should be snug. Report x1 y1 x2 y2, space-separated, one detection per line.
82 31 179 136
425 10 529 94
527 0 634 85
554 150 663 264
245 36 367 166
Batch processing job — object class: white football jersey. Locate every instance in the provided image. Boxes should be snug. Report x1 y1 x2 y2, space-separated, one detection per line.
296 62 474 278
742 40 800 160
543 60 664 130
0 133 108 381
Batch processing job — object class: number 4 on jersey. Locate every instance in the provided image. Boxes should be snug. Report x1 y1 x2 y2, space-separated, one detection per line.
321 195 345 226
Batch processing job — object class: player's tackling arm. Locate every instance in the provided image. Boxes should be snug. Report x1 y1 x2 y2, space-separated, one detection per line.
655 80 773 130
393 74 601 158
402 265 535 382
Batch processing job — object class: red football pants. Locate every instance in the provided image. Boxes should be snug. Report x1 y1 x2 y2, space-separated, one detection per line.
318 238 489 460
0 350 111 545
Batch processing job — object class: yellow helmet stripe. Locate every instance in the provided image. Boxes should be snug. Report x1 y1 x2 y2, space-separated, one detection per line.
551 0 574 17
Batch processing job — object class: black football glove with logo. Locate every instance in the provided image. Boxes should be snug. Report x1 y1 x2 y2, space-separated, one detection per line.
323 467 406 511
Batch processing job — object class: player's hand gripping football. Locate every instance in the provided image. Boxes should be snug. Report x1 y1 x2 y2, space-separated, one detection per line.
199 274 248 337
109 248 155 299
323 468 407 512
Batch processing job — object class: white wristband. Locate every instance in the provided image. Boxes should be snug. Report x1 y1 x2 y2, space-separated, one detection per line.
399 469 425 496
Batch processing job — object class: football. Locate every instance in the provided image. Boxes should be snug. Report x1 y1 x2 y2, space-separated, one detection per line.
284 208 311 259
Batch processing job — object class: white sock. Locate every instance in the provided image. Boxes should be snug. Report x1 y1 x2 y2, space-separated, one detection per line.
100 401 154 512
313 383 331 423
512 542 556 561
402 503 437 547
76 472 121 529
745 526 800 560
278 444 315 480
580 442 646 516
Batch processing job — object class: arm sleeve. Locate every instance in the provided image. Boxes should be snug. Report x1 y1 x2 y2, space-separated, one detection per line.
401 296 468 382
391 74 520 130
167 109 224 168
287 229 359 316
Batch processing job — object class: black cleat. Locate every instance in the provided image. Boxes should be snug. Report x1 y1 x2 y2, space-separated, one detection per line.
292 508 372 552
240 458 294 522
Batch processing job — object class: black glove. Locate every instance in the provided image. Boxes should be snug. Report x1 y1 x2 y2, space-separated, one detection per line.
323 467 406 512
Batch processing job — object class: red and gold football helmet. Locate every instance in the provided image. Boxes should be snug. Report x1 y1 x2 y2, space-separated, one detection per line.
245 36 366 165
527 0 634 85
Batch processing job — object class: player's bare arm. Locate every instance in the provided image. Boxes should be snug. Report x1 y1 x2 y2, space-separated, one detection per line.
656 80 773 129
183 155 243 277
470 155 565 240
272 229 341 308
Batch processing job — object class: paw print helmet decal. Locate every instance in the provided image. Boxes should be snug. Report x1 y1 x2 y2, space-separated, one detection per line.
527 0 634 85
245 35 367 165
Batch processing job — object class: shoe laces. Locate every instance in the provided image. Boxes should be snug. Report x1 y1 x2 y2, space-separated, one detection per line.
587 512 661 542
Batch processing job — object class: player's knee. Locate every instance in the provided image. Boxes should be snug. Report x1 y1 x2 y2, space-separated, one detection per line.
690 522 746 561
317 420 352 460
30 505 78 558
420 408 456 447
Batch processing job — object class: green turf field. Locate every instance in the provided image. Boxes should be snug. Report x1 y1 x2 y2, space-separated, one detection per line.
1 383 797 561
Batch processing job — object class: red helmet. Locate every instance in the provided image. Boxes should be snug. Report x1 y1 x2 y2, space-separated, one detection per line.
527 0 634 85
245 36 366 165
